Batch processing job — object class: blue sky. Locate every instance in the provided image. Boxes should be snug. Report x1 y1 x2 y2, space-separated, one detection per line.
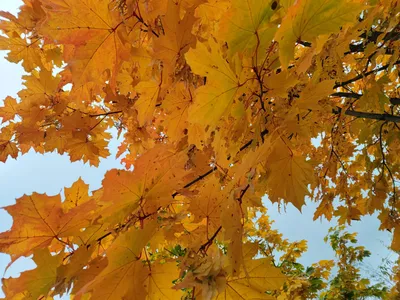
0 0 396 297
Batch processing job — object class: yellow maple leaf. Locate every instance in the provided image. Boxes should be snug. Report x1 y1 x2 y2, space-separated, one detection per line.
221 197 243 276
67 131 110 167
153 0 198 77
334 205 362 225
145 262 183 299
0 192 96 262
218 0 277 60
266 138 315 210
0 0 398 298
275 0 365 68
186 39 241 128
2 249 63 300
296 79 336 110
39 0 130 87
18 69 61 112
0 96 19 123
0 31 44 72
63 177 90 211
134 80 162 126
0 124 19 162
217 258 286 299
161 83 192 143
80 222 157 299
188 176 226 240
100 145 190 224
313 198 334 221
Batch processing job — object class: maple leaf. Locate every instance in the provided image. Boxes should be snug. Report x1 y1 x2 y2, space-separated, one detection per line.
216 258 286 299
161 82 193 142
0 125 19 162
153 0 198 78
2 249 63 300
55 245 96 294
0 31 45 72
185 39 242 129
0 192 95 262
265 138 315 210
100 145 191 224
391 225 400 252
275 0 365 67
67 130 111 167
17 69 61 112
296 79 336 110
334 205 362 225
39 0 131 88
80 223 157 299
314 198 334 221
188 176 225 239
0 96 18 123
63 177 90 211
145 262 183 299
265 70 299 98
134 79 163 126
221 197 243 276
218 0 277 60
77 221 182 299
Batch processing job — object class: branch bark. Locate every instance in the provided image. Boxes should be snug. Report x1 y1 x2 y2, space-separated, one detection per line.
345 110 400 123
333 108 400 123
334 60 400 88
172 129 269 198
299 26 400 54
331 92 400 106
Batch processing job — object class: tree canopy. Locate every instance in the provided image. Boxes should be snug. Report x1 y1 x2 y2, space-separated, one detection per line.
0 0 400 298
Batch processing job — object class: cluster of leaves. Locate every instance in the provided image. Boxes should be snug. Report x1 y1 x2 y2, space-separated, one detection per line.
248 213 390 299
247 210 332 299
0 0 399 298
321 226 388 299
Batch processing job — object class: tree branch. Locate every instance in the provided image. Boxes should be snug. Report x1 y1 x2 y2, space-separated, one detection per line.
237 184 250 204
172 167 217 198
346 28 400 54
390 98 400 106
334 60 400 88
379 122 397 206
331 92 400 106
133 12 159 37
345 110 400 123
333 108 400 123
299 27 400 54
331 92 362 99
89 111 123 117
172 129 269 198
198 226 222 254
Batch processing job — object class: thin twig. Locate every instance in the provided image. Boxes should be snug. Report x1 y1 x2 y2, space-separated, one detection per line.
198 226 222 254
334 60 400 88
89 111 123 117
379 122 397 208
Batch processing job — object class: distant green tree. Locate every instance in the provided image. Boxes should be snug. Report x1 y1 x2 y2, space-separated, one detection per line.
321 226 388 299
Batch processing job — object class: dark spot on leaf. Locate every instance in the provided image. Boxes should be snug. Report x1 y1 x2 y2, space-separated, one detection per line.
271 1 278 10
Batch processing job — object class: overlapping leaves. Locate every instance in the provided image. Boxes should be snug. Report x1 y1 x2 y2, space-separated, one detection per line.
1 0 400 298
